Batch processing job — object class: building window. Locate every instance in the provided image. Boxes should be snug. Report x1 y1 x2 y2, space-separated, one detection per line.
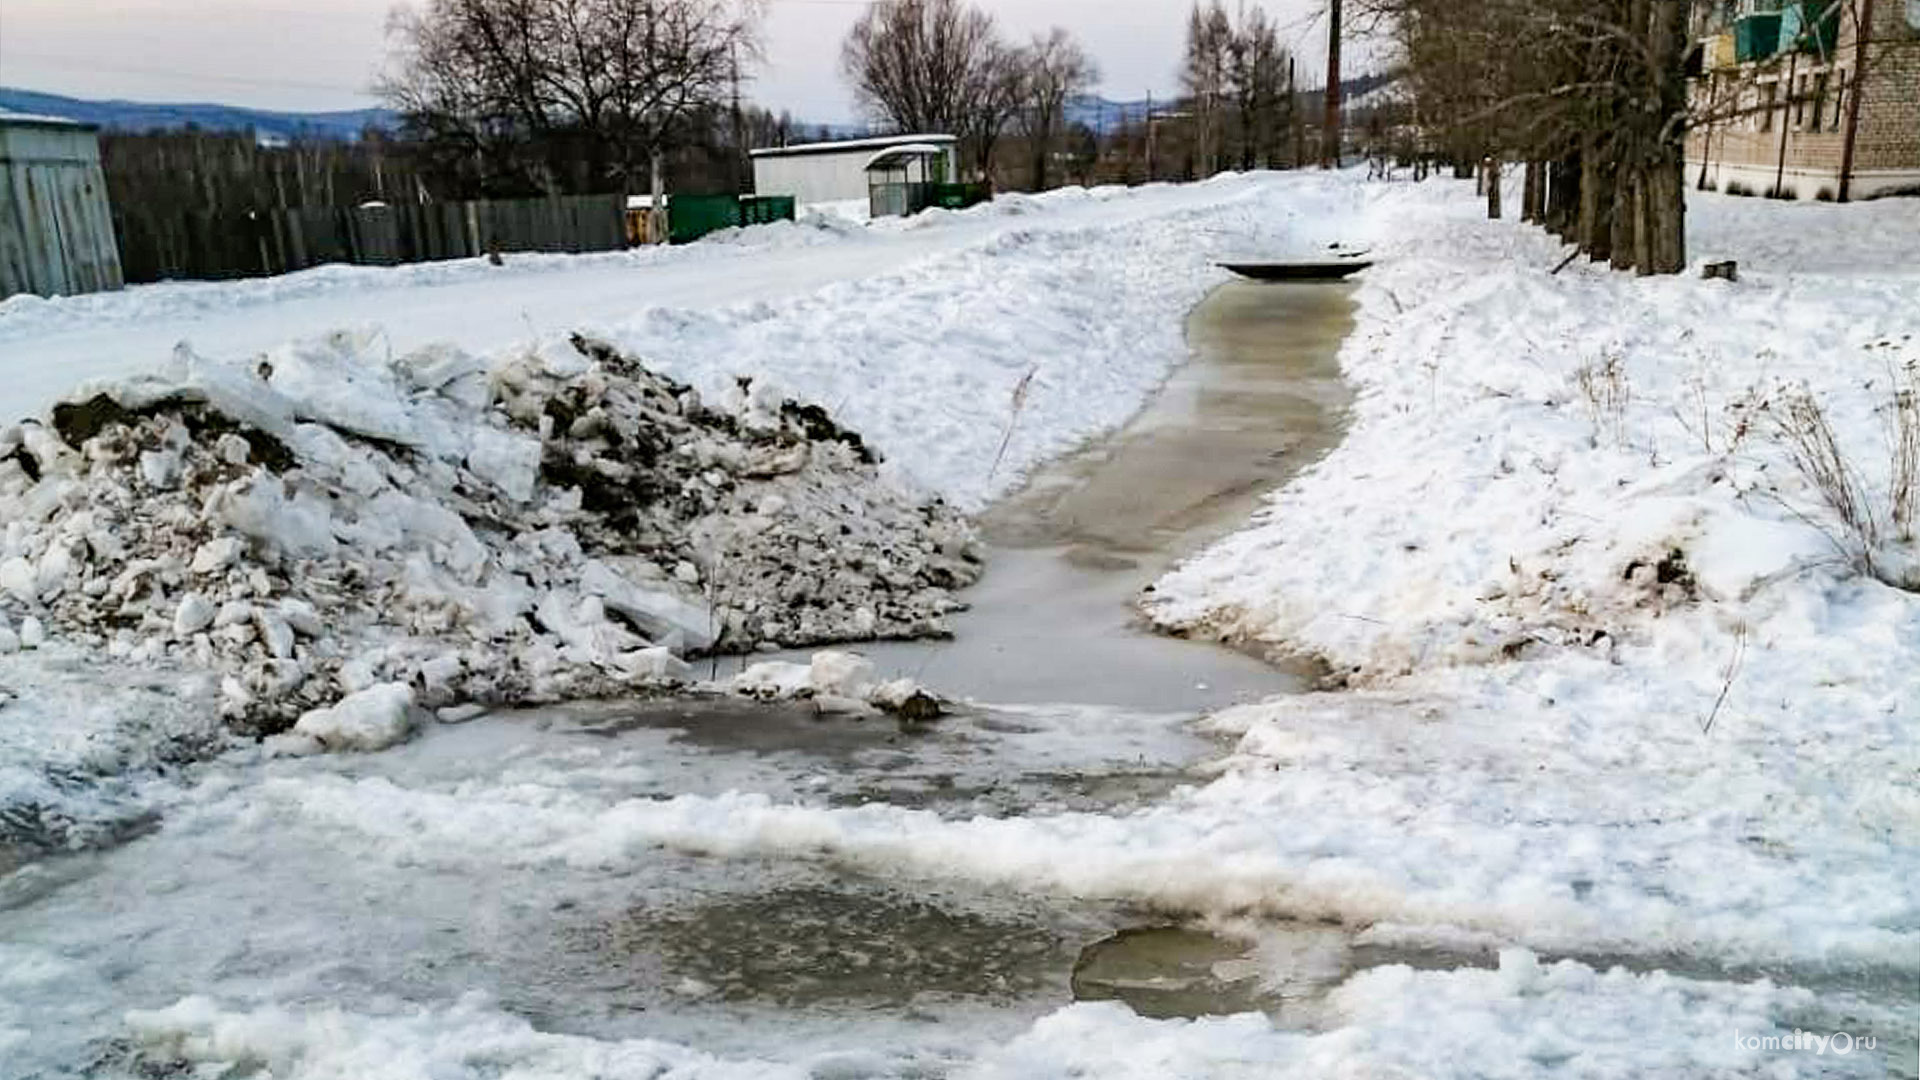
1832 71 1847 130
1760 82 1777 131
1794 75 1808 127
1810 72 1829 132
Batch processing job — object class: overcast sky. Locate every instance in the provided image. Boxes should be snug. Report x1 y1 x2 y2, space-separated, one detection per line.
0 0 1354 124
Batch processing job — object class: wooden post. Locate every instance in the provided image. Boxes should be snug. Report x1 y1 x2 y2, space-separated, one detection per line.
650 154 668 244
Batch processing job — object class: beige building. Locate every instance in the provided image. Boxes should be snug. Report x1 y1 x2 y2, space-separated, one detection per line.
1688 0 1920 199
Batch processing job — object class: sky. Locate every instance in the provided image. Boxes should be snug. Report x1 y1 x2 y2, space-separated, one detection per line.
0 0 1344 124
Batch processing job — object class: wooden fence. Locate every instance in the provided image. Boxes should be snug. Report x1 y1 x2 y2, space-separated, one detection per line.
112 194 627 285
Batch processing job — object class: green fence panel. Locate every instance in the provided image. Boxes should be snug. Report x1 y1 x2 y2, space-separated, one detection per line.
930 183 990 211
669 194 742 244
738 195 796 227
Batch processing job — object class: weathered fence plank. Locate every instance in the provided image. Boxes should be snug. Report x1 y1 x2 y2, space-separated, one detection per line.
110 193 626 284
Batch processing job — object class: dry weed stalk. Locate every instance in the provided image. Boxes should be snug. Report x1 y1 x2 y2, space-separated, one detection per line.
1573 354 1631 448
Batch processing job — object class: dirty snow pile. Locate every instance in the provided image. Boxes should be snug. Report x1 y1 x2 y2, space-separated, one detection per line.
0 329 977 734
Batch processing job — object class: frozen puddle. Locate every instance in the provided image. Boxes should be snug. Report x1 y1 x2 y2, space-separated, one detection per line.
0 695 1204 1074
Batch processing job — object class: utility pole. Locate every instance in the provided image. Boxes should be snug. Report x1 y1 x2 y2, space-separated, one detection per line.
1837 0 1875 202
1323 0 1343 168
1146 91 1157 181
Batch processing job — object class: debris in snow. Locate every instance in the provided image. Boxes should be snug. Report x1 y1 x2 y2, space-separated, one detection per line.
0 332 979 734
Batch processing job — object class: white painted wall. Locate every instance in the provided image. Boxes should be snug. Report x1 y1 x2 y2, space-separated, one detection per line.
751 135 956 208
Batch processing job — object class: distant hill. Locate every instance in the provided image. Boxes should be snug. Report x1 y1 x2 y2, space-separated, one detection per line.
1065 75 1402 132
0 87 397 141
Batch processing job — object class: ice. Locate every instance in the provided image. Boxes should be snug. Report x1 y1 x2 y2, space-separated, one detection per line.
289 683 416 752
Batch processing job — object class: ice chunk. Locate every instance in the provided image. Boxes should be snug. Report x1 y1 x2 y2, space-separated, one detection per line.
615 646 693 682
278 598 324 638
190 537 244 575
808 650 875 697
292 683 416 752
730 661 813 699
578 559 716 653
0 556 35 604
173 593 215 636
464 427 541 503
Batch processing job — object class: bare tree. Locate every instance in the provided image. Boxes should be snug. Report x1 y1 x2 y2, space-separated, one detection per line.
840 0 1017 177
1345 0 1698 274
381 0 762 202
1016 28 1100 189
957 37 1029 179
1227 6 1291 170
1181 2 1234 177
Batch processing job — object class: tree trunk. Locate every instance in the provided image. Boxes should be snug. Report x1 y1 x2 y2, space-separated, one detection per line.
1548 155 1581 240
1581 146 1614 263
1523 161 1544 223
1486 156 1502 219
1646 153 1687 273
1610 165 1638 272
1645 0 1691 270
1632 171 1654 276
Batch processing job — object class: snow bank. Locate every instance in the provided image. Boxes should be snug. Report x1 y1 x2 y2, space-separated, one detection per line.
1148 187 1920 676
1125 181 1920 972
0 331 976 733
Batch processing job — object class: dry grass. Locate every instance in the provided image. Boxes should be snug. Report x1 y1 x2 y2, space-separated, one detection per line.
1573 354 1632 448
1760 354 1919 589
1880 352 1919 544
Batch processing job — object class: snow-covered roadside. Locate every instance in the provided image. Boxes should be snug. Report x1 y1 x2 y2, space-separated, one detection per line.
1137 184 1919 979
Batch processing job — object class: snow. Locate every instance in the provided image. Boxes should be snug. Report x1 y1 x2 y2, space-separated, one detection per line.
0 171 1914 1078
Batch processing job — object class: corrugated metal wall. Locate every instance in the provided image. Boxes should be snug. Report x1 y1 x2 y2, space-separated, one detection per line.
0 122 125 298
